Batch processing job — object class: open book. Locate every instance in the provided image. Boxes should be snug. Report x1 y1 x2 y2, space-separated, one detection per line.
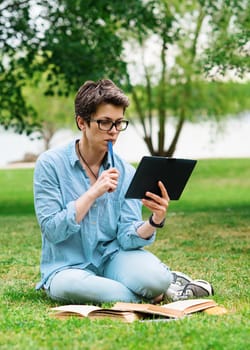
51 299 220 323
51 304 142 323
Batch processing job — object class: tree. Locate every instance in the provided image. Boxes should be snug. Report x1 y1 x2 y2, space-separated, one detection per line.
23 77 74 151
0 0 155 134
1 0 249 157
124 0 250 156
203 0 250 77
0 0 41 134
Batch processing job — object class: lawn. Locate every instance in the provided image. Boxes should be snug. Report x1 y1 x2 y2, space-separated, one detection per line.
0 158 249 350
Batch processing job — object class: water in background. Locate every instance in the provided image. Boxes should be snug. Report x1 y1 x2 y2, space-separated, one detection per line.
0 113 249 167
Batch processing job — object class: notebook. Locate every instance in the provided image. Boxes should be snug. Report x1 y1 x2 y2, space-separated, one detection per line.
125 156 197 200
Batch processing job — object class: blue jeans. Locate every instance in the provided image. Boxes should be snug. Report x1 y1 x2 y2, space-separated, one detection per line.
46 249 172 304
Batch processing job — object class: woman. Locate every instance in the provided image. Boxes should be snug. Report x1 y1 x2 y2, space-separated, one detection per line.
34 79 213 304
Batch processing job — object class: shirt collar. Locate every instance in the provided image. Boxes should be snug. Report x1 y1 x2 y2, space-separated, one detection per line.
68 139 79 167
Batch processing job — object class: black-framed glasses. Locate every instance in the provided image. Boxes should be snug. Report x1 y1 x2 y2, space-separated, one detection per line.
90 119 129 131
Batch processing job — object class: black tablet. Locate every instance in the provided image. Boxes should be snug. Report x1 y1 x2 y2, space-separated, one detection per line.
125 156 197 200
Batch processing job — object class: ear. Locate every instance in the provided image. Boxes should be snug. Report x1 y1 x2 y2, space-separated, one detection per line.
76 116 86 131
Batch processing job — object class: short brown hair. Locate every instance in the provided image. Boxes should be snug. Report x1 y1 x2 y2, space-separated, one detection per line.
75 79 129 128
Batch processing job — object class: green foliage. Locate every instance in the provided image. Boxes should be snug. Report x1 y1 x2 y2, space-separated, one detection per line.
0 67 40 135
0 0 41 134
1 0 249 139
41 0 154 92
23 78 75 150
202 0 250 76
0 0 155 133
0 158 249 349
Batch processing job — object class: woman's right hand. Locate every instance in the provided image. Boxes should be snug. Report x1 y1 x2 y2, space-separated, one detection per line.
75 168 119 223
89 168 120 197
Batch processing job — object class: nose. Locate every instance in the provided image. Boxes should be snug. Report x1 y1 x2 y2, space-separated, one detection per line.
108 124 119 133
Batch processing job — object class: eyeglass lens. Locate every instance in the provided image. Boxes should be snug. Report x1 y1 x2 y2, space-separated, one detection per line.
98 120 128 131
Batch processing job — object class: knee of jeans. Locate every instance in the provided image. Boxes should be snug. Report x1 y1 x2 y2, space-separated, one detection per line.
139 264 172 298
153 265 172 291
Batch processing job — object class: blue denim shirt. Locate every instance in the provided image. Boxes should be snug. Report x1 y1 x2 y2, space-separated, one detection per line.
34 140 155 289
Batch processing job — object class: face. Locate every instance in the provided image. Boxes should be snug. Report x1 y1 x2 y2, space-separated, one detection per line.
77 103 126 153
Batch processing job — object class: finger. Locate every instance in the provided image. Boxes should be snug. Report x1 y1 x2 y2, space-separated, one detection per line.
142 193 169 214
107 168 119 176
142 198 168 211
144 191 168 205
158 181 170 200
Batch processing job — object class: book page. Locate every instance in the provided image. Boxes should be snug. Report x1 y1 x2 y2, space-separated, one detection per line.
51 304 100 317
113 299 217 317
113 302 182 318
162 299 217 314
51 305 143 323
89 310 143 323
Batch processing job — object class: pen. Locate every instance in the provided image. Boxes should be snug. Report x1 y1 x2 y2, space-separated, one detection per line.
108 140 115 167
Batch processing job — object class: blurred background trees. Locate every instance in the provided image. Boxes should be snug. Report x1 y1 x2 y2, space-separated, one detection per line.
0 0 249 156
124 0 250 156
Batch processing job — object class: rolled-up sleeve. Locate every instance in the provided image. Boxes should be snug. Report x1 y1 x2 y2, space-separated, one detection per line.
34 155 80 244
116 195 156 250
118 221 156 251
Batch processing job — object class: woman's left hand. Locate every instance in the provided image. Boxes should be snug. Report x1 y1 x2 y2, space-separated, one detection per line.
141 181 170 225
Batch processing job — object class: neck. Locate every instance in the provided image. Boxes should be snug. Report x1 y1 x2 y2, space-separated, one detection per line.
77 140 104 180
78 140 104 167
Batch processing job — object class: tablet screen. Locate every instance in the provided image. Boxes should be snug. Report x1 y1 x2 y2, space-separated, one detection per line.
125 156 197 200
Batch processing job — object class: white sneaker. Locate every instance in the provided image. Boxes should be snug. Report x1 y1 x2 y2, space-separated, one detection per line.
165 271 193 301
183 280 214 298
165 273 214 302
171 271 192 286
165 283 187 302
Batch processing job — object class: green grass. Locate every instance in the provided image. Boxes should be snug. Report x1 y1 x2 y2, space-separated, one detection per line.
0 159 249 350
0 169 35 215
